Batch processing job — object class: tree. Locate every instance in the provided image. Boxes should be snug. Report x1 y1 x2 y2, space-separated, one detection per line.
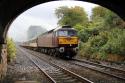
79 6 125 61
91 6 107 20
104 10 125 28
55 6 88 30
91 6 125 29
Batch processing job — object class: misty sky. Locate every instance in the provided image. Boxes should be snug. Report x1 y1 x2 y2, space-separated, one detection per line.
7 1 98 42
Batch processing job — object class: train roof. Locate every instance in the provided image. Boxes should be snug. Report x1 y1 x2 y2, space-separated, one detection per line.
23 25 76 43
29 25 75 39
39 25 74 35
54 25 74 31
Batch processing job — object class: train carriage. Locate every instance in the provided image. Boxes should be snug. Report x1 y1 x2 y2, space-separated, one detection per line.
22 25 79 59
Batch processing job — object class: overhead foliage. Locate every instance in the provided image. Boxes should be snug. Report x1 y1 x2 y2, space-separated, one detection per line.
55 6 88 30
91 6 125 29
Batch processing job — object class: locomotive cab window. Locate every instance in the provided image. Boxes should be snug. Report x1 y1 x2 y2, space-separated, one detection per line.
68 30 77 36
58 30 68 36
58 30 77 37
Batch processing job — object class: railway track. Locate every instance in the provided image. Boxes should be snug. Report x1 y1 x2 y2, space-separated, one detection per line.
70 59 125 81
19 47 93 83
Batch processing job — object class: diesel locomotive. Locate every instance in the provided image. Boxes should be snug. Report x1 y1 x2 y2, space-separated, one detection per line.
22 25 79 59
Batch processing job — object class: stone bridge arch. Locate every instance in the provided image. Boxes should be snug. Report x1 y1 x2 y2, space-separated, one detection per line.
0 0 125 80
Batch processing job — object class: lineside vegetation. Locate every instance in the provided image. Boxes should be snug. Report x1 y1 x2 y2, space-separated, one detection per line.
55 6 125 62
7 37 16 62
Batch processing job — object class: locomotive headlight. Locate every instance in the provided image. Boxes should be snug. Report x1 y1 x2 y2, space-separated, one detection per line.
74 47 79 52
59 47 64 53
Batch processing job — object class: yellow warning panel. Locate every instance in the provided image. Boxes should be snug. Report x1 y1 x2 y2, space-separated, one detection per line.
58 37 78 44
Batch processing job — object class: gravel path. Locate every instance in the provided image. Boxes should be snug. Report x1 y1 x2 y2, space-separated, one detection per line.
2 46 50 83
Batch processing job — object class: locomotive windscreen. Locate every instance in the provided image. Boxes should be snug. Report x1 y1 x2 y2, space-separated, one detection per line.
58 30 77 36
